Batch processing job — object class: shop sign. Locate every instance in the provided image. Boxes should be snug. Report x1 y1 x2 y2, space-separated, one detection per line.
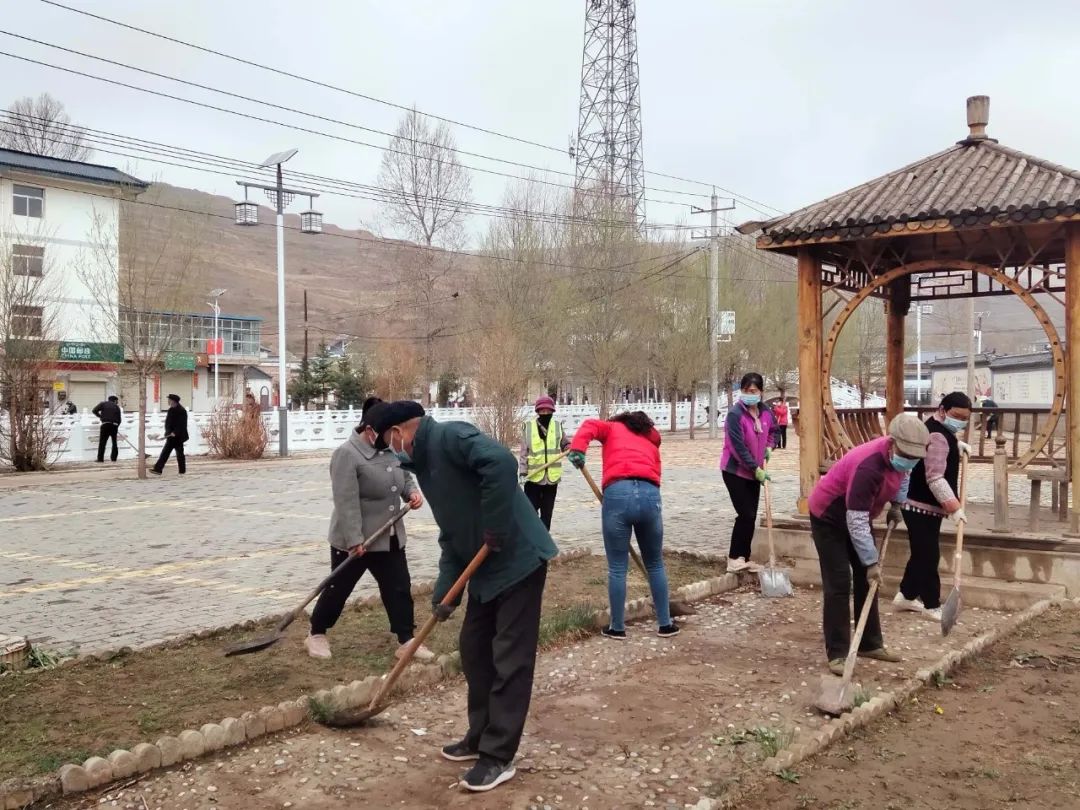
164 352 197 371
52 381 66 391
57 342 124 363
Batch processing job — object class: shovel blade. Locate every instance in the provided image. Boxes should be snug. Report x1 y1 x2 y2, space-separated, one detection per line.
940 588 962 636
758 567 794 598
317 702 386 728
814 674 855 716
222 632 282 657
669 600 698 617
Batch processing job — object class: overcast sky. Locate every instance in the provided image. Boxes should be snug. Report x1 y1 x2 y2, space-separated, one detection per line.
7 0 1080 240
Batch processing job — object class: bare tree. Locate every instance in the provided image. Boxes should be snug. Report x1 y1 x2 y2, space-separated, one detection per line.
1 93 93 161
834 303 887 405
0 231 64 470
78 188 206 478
372 339 423 401
377 109 472 403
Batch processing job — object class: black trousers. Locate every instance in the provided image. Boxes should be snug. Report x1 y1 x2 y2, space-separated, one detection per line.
460 561 547 763
97 424 119 462
810 515 883 661
153 438 185 474
523 482 558 530
722 471 761 560
777 425 788 449
309 541 415 641
900 509 943 609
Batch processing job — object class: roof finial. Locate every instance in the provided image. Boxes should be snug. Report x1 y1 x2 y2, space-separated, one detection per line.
966 95 990 140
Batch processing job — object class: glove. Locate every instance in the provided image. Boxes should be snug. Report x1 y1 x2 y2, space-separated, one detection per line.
765 447 772 462
949 508 968 525
754 467 770 483
482 530 504 552
567 450 587 469
433 603 455 622
957 441 972 457
887 506 902 527
865 564 882 584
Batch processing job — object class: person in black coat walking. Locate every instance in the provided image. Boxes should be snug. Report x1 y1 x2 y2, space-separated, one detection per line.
151 394 189 475
92 395 123 463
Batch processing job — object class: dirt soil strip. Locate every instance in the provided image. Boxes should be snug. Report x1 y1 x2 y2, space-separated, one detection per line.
44 589 1015 810
0 553 722 783
746 602 1080 810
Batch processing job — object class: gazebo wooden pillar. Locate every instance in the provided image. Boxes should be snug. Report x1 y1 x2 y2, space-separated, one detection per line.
740 96 1076 521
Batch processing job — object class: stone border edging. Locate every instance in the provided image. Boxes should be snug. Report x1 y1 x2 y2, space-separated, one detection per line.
759 597 1078 775
0 548 737 808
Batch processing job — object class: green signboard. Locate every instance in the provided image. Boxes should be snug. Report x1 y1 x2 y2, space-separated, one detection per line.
57 342 124 363
164 352 197 371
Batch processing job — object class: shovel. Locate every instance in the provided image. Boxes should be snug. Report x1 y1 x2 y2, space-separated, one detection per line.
815 519 895 716
222 507 413 656
758 476 793 597
941 453 970 637
318 544 491 727
577 464 696 618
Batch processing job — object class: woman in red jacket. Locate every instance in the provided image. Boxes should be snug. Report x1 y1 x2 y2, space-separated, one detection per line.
568 411 679 639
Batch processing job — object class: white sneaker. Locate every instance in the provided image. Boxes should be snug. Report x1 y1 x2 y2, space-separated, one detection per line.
922 607 943 622
304 633 331 659
396 640 436 661
727 557 749 573
892 592 924 614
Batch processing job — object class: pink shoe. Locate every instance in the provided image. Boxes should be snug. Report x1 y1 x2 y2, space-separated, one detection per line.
396 640 435 661
304 634 331 659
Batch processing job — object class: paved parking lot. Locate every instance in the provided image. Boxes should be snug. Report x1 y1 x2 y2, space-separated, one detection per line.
2 436 784 654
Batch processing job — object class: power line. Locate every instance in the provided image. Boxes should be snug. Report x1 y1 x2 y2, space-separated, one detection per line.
35 0 785 217
0 32 708 205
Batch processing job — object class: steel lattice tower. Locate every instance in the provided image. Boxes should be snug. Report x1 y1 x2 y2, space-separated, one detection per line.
574 0 645 231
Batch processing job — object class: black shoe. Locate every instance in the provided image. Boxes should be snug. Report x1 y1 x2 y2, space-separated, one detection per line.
441 740 480 762
461 756 516 792
149 468 162 476
657 623 681 638
601 625 627 640
94 459 104 463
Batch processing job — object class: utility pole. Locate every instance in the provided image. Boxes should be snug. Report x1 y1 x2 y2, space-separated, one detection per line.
303 288 309 370
692 190 735 439
966 297 976 397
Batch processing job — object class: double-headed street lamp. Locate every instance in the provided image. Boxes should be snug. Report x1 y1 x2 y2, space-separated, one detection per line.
208 288 227 402
234 149 322 456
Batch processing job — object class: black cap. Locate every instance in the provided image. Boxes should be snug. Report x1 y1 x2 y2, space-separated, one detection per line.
168 393 181 403
108 395 118 403
360 396 384 427
371 400 425 435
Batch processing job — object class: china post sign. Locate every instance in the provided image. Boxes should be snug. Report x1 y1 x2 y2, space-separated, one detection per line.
57 342 124 363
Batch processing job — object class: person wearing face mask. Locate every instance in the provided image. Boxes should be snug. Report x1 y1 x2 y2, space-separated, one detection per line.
808 413 930 675
894 392 972 621
518 396 571 530
720 372 781 574
305 397 431 662
373 400 557 794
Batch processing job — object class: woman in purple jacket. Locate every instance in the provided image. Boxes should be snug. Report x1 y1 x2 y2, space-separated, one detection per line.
720 372 780 574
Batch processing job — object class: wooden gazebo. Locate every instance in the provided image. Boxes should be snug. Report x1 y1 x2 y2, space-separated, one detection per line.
739 96 1080 529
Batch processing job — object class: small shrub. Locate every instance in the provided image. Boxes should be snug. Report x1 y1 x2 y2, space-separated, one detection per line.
777 768 800 784
203 402 268 459
307 695 334 724
750 726 793 759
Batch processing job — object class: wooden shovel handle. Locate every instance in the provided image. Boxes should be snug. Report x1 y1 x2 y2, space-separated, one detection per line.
528 450 570 478
276 507 413 633
841 520 895 683
951 453 969 589
365 544 491 711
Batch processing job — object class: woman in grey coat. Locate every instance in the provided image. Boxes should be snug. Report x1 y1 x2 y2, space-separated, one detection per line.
305 399 431 661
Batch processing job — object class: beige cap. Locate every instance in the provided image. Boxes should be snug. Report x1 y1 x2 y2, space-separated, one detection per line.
888 413 930 458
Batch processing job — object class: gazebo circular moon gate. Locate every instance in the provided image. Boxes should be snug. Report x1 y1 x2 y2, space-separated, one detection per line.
738 96 1080 530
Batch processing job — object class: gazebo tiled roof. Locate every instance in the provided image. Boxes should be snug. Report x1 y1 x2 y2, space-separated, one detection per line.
740 99 1080 248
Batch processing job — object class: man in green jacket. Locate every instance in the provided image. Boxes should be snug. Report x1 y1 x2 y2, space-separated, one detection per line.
374 401 558 794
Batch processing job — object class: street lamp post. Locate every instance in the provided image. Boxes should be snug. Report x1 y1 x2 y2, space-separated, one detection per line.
234 150 321 457
208 288 226 402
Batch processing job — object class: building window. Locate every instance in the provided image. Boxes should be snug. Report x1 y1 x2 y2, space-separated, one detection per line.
12 305 43 337
12 245 44 277
12 185 44 218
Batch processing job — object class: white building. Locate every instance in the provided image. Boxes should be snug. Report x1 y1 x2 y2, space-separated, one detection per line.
0 148 147 410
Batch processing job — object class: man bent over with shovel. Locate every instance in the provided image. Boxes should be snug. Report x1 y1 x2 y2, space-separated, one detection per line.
374 401 558 793
808 413 929 675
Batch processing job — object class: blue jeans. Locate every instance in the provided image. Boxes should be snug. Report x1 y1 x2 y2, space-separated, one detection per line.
601 479 671 630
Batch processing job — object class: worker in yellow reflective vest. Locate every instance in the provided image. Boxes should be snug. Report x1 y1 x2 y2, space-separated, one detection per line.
518 395 571 530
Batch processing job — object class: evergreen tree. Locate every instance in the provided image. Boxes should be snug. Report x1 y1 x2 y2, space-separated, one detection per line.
334 354 373 408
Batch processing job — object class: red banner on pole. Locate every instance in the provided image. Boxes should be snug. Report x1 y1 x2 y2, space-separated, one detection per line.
206 337 223 355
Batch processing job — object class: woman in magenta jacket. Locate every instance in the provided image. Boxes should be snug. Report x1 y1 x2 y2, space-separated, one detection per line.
568 411 678 640
720 372 780 574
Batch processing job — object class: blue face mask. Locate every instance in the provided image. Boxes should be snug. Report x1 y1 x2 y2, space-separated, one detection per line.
943 416 968 434
890 454 919 473
389 429 411 463
740 393 761 407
